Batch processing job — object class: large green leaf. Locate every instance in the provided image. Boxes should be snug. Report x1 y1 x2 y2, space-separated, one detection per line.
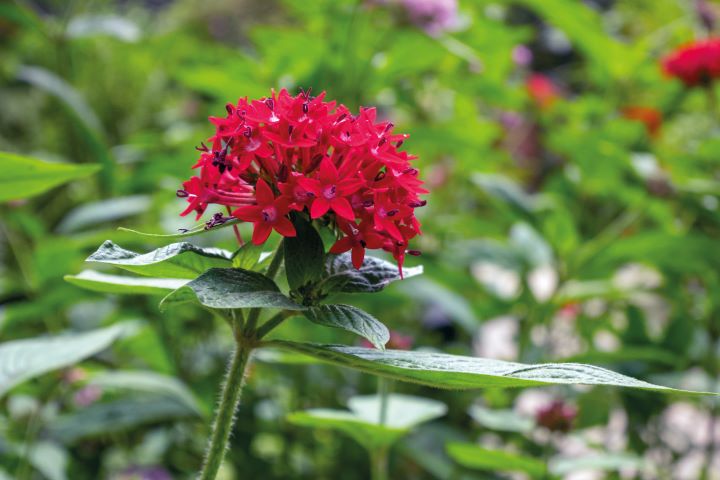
288 394 446 450
549 453 643 475
267 342 713 394
47 395 197 444
284 215 325 291
87 240 232 279
160 268 303 311
321 253 423 294
447 442 546 477
303 305 389 350
0 152 100 203
0 324 132 397
65 270 187 295
87 370 202 415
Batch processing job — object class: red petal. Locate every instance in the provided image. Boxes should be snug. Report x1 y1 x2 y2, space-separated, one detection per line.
331 197 355 221
232 205 262 222
273 216 297 238
318 158 339 183
255 179 275 205
310 197 331 218
330 236 353 254
351 245 365 269
252 222 273 245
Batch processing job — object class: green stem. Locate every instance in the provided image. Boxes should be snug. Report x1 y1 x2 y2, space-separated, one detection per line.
370 447 390 480
198 342 253 480
257 310 295 339
265 240 285 279
378 377 391 426
244 242 285 336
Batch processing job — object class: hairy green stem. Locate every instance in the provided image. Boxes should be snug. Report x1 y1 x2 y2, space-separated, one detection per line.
198 342 253 480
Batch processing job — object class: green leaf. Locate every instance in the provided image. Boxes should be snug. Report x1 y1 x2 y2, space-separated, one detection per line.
66 14 140 42
284 215 325 291
87 370 202 415
87 240 232 279
267 342 714 394
468 405 534 433
0 152 100 203
446 442 546 477
119 218 242 239
303 304 390 350
473 173 547 214
232 243 265 270
288 394 446 450
160 268 304 311
0 324 132 397
65 270 187 295
321 253 423 294
549 453 643 475
56 196 151 233
47 395 197 444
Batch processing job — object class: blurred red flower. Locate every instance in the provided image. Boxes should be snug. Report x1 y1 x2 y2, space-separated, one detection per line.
526 73 560 109
621 106 663 137
661 38 720 86
535 400 577 433
179 89 426 270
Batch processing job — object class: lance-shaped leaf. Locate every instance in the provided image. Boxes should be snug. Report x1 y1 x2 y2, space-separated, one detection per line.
267 342 714 394
321 253 423 294
0 324 133 397
65 270 187 295
303 305 390 350
160 268 304 311
47 394 197 444
288 394 446 450
0 151 100 203
87 241 232 279
447 443 546 477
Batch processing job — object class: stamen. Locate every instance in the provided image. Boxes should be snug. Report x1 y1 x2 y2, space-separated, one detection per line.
408 250 422 256
264 98 274 111
409 200 427 208
386 209 399 217
176 190 189 198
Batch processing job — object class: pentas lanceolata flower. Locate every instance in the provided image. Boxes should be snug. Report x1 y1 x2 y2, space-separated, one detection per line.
178 89 427 270
661 38 720 87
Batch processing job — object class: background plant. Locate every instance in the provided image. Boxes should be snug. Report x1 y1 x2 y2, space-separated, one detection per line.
2 0 720 479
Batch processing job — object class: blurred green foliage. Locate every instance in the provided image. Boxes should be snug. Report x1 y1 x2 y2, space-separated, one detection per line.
1 0 720 479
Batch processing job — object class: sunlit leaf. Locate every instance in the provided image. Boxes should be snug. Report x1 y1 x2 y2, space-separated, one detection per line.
447 442 546 476
268 341 714 394
65 270 187 295
0 152 99 203
86 241 232 279
0 324 133 397
56 196 151 233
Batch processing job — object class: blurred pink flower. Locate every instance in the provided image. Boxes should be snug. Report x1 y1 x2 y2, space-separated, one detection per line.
401 0 459 37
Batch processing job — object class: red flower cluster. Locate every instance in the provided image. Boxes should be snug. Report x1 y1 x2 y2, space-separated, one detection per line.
661 38 720 87
178 89 426 270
